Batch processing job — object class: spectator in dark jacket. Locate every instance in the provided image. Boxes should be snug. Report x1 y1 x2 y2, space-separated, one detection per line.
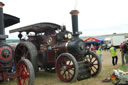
120 40 128 64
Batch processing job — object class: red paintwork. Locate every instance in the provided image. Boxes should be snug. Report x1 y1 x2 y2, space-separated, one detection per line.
56 55 75 82
11 46 16 50
0 44 16 81
27 34 68 64
0 72 17 81
84 37 99 42
16 62 30 85
0 46 13 61
0 64 17 81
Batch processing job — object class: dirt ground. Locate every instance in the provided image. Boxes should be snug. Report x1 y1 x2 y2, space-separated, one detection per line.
1 49 127 85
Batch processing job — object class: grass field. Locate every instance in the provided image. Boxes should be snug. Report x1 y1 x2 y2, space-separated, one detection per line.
1 50 128 85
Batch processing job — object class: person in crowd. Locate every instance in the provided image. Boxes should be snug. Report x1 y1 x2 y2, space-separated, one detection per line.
90 44 96 52
98 45 103 61
110 45 118 66
104 43 109 51
120 42 125 65
125 50 128 64
121 40 128 64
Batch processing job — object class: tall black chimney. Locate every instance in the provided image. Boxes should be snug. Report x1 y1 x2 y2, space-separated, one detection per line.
70 10 81 36
0 2 7 41
0 2 5 35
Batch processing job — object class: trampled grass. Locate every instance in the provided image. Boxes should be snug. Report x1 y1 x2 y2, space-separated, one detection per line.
1 50 128 85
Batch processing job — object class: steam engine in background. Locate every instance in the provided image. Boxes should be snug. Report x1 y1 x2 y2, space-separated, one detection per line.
0 2 19 81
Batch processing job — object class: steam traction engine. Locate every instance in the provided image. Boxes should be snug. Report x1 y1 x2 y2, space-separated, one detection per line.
0 2 35 85
10 10 102 82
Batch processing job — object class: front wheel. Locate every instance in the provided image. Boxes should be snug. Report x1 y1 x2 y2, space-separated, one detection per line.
16 58 35 85
84 51 102 77
56 53 78 82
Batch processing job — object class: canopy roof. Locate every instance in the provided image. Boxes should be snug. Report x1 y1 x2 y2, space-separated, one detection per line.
9 22 61 33
4 13 20 28
85 37 99 42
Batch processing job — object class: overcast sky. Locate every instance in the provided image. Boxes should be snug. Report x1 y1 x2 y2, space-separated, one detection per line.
1 0 128 39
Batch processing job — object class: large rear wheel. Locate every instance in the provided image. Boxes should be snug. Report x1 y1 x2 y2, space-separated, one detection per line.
16 58 35 85
84 51 102 77
56 53 78 82
15 42 37 72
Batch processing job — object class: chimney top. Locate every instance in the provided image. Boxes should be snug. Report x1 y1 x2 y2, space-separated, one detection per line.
0 2 5 8
70 10 79 15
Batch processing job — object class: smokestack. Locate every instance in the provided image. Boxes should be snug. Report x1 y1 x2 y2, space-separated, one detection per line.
70 10 80 36
0 2 5 35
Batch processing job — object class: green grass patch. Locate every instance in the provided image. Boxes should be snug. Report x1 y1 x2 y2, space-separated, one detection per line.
118 65 128 71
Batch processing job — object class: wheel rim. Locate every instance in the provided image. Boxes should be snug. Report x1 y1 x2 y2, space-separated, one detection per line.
56 54 77 82
17 61 30 85
85 52 101 76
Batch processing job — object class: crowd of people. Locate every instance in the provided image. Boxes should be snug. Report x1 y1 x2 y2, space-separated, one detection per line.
88 40 128 66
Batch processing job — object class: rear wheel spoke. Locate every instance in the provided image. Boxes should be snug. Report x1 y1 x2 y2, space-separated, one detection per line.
84 51 101 77
56 53 78 82
92 59 97 64
91 68 95 74
92 65 97 70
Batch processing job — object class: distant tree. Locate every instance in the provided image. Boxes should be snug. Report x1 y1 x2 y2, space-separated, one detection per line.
113 33 117 35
